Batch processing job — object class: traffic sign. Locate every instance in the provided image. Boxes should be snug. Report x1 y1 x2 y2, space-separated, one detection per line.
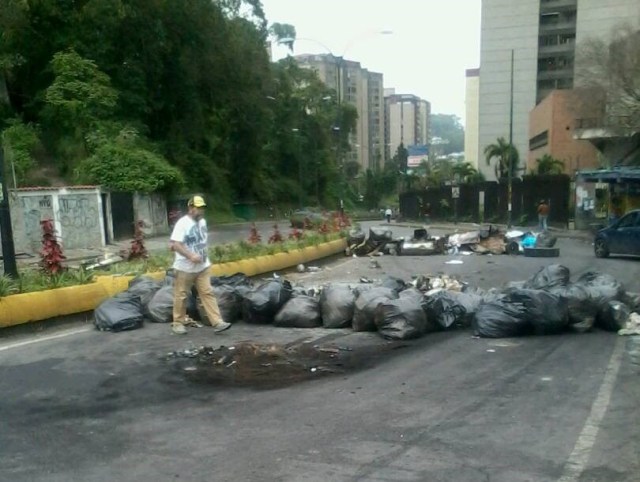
452 186 460 199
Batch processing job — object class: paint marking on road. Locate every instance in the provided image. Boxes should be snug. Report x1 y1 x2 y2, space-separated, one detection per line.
557 337 624 482
0 327 91 352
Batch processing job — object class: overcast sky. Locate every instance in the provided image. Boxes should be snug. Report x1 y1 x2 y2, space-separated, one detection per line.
262 0 481 123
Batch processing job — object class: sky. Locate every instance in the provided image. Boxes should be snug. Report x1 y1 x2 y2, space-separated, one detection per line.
261 0 482 123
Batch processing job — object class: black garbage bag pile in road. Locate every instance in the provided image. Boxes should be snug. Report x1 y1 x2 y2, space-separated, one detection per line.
96 265 634 340
95 272 254 332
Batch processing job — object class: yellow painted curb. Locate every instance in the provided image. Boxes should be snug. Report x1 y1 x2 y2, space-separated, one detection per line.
0 238 347 328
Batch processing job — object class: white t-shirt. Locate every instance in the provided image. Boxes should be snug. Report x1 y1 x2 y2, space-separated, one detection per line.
385 209 392 216
170 215 211 273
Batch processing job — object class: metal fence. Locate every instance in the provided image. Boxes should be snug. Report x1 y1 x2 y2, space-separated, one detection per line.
400 175 571 227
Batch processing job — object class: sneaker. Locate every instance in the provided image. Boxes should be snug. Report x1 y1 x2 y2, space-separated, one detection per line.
172 323 187 335
213 321 231 333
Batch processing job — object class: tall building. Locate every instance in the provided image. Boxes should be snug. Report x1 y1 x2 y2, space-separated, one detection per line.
478 0 638 180
464 68 480 170
294 54 385 171
384 91 431 163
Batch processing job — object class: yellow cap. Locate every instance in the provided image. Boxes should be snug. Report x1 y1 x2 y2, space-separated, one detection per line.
188 195 206 208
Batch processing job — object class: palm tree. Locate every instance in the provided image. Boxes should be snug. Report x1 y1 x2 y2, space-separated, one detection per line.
535 154 565 175
484 137 519 179
452 161 481 183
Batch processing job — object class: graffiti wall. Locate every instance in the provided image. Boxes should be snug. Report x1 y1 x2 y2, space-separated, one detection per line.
10 194 55 253
57 193 103 248
9 188 106 253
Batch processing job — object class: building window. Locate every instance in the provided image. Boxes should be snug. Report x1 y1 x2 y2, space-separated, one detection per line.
529 130 549 150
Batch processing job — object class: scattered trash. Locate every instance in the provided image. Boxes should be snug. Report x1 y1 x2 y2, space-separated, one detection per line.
619 312 640 336
297 264 305 273
445 260 464 265
307 266 322 273
486 349 496 353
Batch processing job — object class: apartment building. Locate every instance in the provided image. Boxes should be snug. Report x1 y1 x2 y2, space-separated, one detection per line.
464 68 480 170
384 90 431 162
293 54 385 171
478 0 638 180
528 90 599 174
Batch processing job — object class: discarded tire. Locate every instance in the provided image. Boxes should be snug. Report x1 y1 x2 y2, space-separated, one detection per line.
507 241 520 255
523 247 559 257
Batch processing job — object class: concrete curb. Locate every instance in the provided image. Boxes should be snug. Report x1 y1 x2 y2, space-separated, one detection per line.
0 238 347 329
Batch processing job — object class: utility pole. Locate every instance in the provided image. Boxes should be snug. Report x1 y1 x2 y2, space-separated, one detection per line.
0 139 18 277
507 49 514 228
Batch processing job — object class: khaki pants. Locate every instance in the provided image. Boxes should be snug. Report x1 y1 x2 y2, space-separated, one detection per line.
172 268 224 326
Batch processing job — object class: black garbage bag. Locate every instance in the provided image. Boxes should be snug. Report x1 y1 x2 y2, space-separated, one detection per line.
320 285 356 328
535 232 558 248
353 287 398 332
596 300 631 332
210 273 251 287
347 228 366 246
575 272 626 310
127 276 162 308
550 284 598 331
505 289 569 334
145 285 199 323
369 227 393 243
423 290 475 330
472 300 531 338
196 284 243 323
95 293 144 332
274 296 322 328
379 276 406 293
523 264 570 290
242 279 293 324
374 298 428 340
399 287 424 302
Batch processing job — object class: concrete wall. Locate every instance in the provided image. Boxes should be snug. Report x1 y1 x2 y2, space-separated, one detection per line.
134 192 169 237
575 0 639 49
9 187 105 253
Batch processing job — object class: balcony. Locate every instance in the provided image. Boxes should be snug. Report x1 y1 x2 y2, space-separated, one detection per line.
538 42 575 56
539 21 576 35
540 0 577 14
536 68 574 81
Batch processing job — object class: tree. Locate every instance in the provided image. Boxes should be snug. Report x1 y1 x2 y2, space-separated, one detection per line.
430 114 464 154
1 119 41 187
77 127 184 193
535 154 564 175
269 23 296 51
484 137 519 179
574 22 640 130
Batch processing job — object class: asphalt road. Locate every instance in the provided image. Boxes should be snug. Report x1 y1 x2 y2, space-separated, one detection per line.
1 233 639 482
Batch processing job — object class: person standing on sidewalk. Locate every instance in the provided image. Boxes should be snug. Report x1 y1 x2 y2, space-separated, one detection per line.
385 207 392 223
169 195 230 335
537 199 550 231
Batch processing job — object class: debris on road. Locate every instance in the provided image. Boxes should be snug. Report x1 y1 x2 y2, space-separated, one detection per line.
95 260 636 344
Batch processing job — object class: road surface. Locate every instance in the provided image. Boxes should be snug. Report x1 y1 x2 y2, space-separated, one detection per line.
1 232 638 481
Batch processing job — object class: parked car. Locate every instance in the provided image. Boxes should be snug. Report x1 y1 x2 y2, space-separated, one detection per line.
289 208 331 229
594 209 640 258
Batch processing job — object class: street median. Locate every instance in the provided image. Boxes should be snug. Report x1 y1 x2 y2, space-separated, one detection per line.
0 238 347 328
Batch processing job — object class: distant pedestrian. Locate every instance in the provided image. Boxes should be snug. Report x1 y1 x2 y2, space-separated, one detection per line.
169 195 231 335
537 199 550 231
385 207 392 223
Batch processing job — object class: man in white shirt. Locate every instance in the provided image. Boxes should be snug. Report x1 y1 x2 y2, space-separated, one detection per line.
169 195 231 335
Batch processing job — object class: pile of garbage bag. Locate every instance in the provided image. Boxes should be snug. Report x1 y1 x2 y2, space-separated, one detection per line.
94 265 637 342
